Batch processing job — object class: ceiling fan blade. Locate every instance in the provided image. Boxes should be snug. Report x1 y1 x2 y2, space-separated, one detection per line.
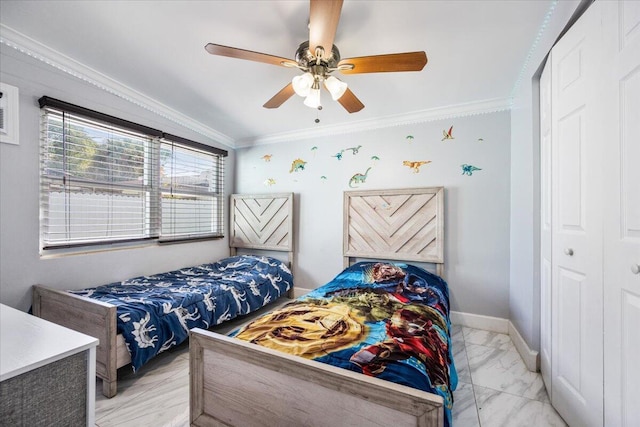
309 0 343 57
338 51 428 74
205 43 296 67
263 83 296 109
337 88 364 113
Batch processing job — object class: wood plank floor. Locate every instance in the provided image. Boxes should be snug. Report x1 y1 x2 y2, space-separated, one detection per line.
94 298 291 427
95 300 566 426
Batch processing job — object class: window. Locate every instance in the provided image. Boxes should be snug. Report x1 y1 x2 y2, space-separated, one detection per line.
39 97 226 250
160 136 224 242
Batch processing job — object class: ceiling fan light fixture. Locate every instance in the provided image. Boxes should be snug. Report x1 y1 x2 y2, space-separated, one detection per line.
292 72 314 97
324 76 348 100
304 87 322 109
205 0 427 114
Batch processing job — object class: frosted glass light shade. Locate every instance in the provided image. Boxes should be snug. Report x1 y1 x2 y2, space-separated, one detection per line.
292 73 314 97
324 76 348 100
303 88 321 108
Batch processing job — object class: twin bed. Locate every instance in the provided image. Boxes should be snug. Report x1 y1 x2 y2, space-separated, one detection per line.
33 187 454 427
190 187 454 427
32 193 294 398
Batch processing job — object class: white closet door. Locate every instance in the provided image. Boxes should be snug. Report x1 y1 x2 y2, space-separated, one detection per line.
539 57 553 397
602 2 640 426
550 2 604 426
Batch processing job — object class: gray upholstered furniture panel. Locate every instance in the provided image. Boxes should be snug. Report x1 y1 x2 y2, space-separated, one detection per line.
0 351 87 426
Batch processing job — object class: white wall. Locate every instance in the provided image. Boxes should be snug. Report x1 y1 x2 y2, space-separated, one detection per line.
235 111 511 318
0 0 584 340
0 46 234 311
509 0 581 351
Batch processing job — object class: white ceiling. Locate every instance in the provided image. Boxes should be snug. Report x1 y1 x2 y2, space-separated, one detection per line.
0 1 553 147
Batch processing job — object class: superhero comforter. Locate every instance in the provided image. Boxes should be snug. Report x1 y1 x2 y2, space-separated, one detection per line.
71 255 292 371
233 262 457 426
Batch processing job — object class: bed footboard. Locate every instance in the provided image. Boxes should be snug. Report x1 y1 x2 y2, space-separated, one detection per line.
189 328 444 427
32 285 119 398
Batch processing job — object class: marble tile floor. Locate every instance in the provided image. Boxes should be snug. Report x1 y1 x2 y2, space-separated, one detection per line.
450 325 566 426
95 307 567 427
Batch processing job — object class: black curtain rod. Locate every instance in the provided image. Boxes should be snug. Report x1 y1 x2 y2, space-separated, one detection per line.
38 96 228 157
163 133 228 157
39 96 163 137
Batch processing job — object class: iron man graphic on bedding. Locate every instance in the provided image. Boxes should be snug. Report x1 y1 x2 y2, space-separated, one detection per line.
233 262 453 404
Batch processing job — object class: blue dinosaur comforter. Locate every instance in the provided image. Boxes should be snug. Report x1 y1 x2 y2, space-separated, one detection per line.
71 255 292 371
232 262 457 427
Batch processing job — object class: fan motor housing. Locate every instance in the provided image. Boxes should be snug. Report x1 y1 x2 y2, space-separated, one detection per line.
295 41 340 69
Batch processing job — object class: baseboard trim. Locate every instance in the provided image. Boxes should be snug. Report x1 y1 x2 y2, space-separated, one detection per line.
450 311 509 334
450 311 540 373
508 321 540 372
293 287 313 298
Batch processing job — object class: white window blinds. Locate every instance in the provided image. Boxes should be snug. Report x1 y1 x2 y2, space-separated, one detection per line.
39 97 226 250
160 138 224 242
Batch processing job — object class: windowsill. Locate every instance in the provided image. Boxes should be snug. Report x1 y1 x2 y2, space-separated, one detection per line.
39 240 156 259
158 235 224 245
39 236 224 259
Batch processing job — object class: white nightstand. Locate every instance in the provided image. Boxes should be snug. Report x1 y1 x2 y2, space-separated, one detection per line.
0 303 99 426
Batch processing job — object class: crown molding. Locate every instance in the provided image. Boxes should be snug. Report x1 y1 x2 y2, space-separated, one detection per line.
235 97 512 147
0 24 516 151
0 24 235 148
510 0 558 100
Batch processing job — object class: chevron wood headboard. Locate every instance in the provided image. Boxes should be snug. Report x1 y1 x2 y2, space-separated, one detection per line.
343 187 445 275
230 193 293 253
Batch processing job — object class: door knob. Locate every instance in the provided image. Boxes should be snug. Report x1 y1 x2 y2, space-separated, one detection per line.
632 264 640 275
564 248 574 256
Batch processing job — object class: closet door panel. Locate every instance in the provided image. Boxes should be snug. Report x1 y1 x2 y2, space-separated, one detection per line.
557 110 585 231
556 268 585 389
540 58 552 394
603 2 640 426
620 70 640 238
550 2 603 426
620 292 640 424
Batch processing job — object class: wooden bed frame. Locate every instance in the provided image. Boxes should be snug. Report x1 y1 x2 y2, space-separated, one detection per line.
190 187 447 427
229 193 295 297
32 193 294 398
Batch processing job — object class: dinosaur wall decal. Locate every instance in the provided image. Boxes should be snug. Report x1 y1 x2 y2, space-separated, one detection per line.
289 159 307 173
403 160 431 173
441 126 454 141
344 145 362 155
461 164 482 176
349 167 372 188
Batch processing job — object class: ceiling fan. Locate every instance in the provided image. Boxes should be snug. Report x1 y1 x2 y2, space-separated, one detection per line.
204 0 427 113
